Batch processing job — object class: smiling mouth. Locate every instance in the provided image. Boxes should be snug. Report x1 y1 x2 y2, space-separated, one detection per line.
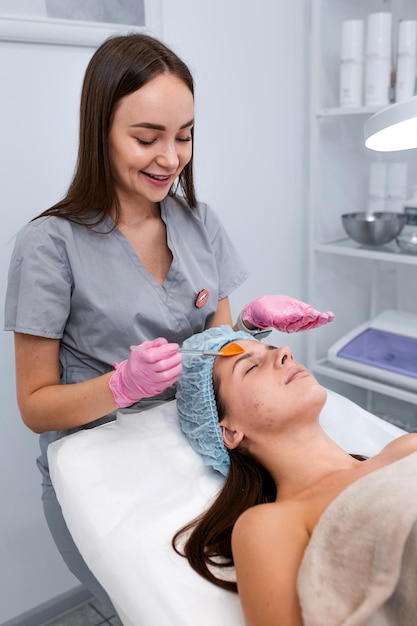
142 172 171 181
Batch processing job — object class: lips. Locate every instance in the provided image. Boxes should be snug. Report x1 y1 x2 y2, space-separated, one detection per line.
144 172 170 181
145 172 169 180
285 366 308 384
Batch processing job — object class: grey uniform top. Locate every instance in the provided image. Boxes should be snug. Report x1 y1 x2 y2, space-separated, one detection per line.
4 195 248 485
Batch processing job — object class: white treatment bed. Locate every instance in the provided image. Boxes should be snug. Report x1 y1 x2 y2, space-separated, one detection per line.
48 389 406 626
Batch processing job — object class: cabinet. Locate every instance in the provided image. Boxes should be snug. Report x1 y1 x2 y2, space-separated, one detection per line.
307 0 417 430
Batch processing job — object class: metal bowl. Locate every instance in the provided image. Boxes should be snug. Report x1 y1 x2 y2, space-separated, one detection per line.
341 212 407 246
396 232 417 254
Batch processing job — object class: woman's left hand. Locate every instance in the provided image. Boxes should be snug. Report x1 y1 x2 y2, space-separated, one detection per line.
240 295 334 333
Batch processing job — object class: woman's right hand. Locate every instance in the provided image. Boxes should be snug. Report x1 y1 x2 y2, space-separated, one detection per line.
109 338 182 408
14 333 182 433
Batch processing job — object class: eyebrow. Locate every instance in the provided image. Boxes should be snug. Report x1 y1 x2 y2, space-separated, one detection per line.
129 119 194 130
231 345 276 374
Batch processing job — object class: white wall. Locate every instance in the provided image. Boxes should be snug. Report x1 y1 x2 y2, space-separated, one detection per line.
0 42 96 623
161 0 311 353
0 1 310 621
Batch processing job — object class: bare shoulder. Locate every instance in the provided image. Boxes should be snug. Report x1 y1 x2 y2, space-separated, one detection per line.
232 502 308 626
379 432 417 460
232 500 308 551
233 500 298 527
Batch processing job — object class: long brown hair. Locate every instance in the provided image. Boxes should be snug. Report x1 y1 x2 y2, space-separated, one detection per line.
37 33 196 226
172 373 276 592
173 373 368 592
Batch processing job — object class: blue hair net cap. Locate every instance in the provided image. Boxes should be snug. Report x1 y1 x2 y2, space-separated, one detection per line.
176 325 259 476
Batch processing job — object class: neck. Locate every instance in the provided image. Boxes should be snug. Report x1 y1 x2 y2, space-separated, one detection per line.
253 425 360 500
112 199 160 226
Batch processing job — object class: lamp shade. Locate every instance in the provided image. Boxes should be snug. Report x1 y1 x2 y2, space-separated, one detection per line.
364 95 417 151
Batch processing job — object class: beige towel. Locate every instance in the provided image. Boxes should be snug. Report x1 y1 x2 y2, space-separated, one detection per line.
297 451 417 626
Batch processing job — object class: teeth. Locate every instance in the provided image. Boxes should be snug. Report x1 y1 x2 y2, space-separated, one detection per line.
148 173 168 180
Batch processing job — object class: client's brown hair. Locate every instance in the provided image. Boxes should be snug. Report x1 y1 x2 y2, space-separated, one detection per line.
172 373 368 592
172 374 276 592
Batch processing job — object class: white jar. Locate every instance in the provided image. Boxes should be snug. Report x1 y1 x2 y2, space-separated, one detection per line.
340 20 364 107
395 20 417 103
365 12 392 107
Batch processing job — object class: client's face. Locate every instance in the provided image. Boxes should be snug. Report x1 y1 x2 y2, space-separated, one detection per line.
213 341 326 439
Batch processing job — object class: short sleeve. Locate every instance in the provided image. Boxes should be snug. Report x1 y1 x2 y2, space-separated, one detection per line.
4 220 72 338
200 203 248 299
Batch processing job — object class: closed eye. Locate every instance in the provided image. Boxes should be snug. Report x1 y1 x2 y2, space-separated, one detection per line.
233 345 278 375
245 363 258 374
136 138 155 146
136 136 192 146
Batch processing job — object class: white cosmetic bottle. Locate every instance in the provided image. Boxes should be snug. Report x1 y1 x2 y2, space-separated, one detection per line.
365 12 392 107
367 162 387 215
340 20 364 107
386 163 408 213
403 185 417 226
395 20 417 102
397 185 417 253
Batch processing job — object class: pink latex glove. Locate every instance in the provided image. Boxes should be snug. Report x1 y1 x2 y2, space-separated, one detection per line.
241 295 334 333
109 338 182 408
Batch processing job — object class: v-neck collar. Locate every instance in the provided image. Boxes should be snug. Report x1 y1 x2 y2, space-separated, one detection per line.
103 201 179 293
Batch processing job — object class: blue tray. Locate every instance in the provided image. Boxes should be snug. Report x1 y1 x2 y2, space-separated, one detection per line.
337 328 417 379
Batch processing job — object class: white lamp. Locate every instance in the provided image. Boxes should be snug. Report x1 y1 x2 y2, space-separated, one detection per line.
364 95 417 151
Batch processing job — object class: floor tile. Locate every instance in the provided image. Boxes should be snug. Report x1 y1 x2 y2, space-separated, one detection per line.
45 602 106 626
109 617 124 626
89 598 116 620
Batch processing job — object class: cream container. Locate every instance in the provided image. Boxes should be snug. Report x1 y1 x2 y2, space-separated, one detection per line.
395 20 417 102
340 20 364 107
365 12 392 107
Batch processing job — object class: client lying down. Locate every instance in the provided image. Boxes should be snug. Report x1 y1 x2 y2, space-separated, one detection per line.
173 325 417 626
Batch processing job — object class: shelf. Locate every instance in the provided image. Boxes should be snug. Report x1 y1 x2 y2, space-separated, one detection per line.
316 106 382 118
314 238 417 264
313 359 417 405
308 0 417 425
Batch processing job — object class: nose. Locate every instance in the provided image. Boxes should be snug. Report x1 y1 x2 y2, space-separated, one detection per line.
275 346 294 366
155 141 180 170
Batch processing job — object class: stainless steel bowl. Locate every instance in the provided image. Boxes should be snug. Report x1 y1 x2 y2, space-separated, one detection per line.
341 212 407 246
396 232 417 254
